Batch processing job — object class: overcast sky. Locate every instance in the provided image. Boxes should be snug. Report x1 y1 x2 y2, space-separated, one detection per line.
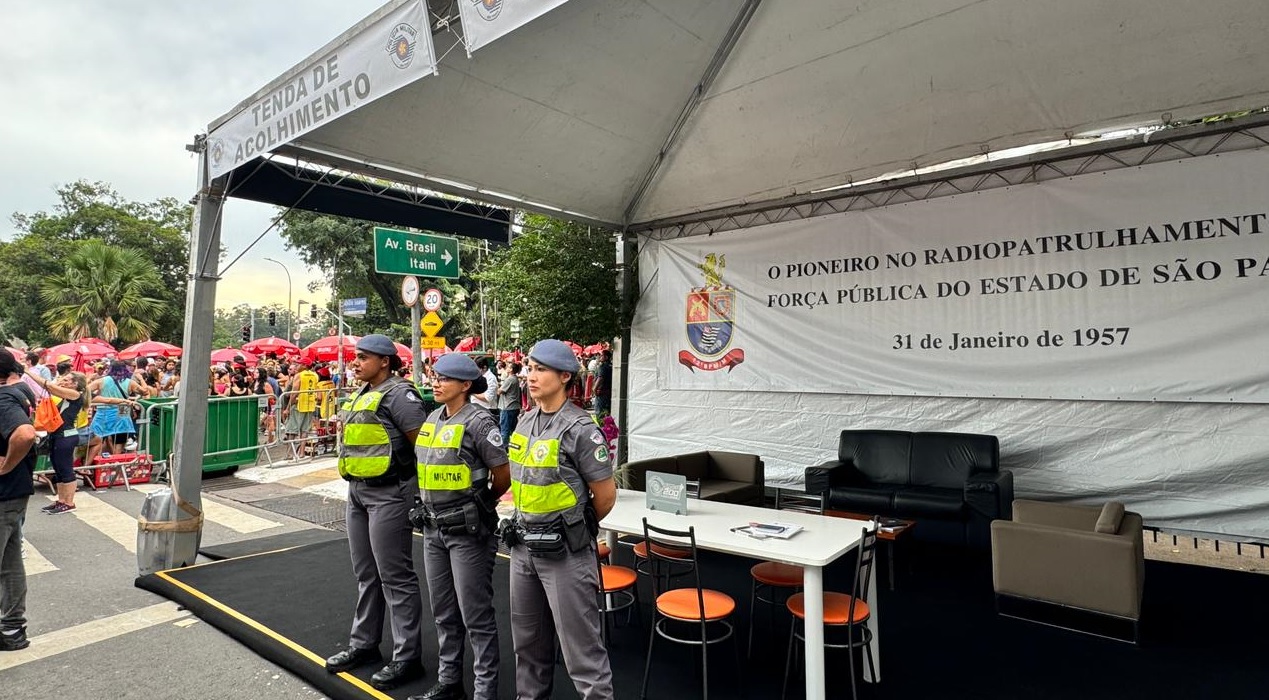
0 0 384 313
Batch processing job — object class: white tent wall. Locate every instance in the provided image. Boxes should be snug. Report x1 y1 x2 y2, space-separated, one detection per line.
625 136 1269 544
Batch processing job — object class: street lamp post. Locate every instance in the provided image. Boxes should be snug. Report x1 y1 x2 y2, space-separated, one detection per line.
263 257 292 342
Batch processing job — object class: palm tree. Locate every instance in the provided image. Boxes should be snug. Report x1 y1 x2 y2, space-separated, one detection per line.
40 240 167 344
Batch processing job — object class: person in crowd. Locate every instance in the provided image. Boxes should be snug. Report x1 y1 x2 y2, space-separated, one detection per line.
506 339 617 700
282 359 319 440
19 353 48 402
227 371 251 398
211 369 228 396
496 361 522 445
470 358 498 418
409 353 509 700
254 369 277 442
0 350 37 652
28 369 85 514
593 350 612 416
86 360 143 463
325 335 428 691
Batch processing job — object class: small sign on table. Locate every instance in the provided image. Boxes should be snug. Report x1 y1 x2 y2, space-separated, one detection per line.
645 471 688 515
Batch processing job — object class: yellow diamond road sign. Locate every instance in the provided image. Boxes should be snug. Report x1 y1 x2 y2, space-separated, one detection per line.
421 336 447 349
420 311 444 337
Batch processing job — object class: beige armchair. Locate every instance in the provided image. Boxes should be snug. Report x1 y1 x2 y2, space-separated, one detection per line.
991 499 1144 641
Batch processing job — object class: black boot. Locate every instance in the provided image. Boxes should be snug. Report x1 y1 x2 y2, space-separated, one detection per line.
324 646 382 673
409 681 467 700
371 659 426 690
0 628 29 652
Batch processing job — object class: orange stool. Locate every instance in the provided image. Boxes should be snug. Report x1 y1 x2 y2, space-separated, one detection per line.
633 539 695 593
598 564 639 644
640 520 742 700
782 526 878 700
747 561 803 657
598 541 612 563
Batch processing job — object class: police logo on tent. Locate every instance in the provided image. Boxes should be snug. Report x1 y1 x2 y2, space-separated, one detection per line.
387 23 419 68
473 0 503 21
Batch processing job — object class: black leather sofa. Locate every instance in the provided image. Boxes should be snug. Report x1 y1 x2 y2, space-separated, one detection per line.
805 430 1013 548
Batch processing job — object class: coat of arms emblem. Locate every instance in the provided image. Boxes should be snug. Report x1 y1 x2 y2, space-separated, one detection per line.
679 253 745 372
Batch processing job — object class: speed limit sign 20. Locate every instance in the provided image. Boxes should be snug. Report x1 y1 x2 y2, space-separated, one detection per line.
422 288 443 312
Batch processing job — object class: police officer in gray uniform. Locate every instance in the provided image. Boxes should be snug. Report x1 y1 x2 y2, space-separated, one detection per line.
325 334 429 690
408 354 510 700
504 339 617 700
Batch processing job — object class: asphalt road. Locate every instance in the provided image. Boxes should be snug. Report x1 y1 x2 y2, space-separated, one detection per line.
5 480 332 699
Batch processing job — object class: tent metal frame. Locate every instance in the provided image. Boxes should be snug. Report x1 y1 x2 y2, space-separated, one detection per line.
636 111 1269 240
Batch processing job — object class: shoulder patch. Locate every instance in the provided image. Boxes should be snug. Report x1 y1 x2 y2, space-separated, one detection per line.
487 428 504 447
593 444 610 463
589 431 604 445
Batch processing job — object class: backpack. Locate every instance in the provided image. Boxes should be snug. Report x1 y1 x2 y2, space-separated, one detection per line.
34 396 64 433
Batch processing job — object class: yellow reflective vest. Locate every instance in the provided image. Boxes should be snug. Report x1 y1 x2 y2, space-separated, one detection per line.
508 406 593 525
415 404 490 505
337 384 398 479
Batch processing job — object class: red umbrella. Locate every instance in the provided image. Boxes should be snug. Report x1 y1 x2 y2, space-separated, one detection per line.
5 347 25 361
562 341 583 355
243 336 300 355
453 336 481 353
423 345 452 361
118 340 183 360
302 335 361 362
583 343 605 355
211 347 258 367
394 342 414 364
42 339 116 370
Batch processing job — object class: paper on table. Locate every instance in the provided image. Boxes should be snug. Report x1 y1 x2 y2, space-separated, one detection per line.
733 521 804 540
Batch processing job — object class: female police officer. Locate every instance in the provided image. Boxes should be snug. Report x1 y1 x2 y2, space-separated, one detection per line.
408 354 509 700
325 334 429 691
506 339 617 700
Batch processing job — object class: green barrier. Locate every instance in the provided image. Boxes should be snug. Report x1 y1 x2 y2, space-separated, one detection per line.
140 396 260 473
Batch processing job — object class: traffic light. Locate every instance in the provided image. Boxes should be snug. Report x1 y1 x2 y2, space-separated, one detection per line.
310 306 318 319
268 311 277 326
240 324 251 342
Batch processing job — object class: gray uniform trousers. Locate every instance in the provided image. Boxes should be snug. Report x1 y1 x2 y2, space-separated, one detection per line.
346 478 423 661
423 525 500 699
0 497 28 632
510 541 615 700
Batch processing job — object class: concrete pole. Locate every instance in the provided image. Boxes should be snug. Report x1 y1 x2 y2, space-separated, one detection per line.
139 138 221 573
411 303 422 384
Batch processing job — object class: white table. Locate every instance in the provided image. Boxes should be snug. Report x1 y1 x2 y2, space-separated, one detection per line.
600 489 879 700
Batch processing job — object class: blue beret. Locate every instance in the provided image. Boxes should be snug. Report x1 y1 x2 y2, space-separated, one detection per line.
432 353 481 381
528 339 580 373
356 334 397 357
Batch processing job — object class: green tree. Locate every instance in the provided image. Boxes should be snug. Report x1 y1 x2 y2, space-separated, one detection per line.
4 181 191 343
40 241 166 344
478 214 620 345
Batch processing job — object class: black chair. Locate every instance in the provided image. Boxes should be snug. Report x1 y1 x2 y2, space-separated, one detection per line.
640 518 742 700
782 525 878 700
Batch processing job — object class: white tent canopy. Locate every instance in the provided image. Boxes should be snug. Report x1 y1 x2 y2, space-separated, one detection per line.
157 0 1269 573
217 0 1269 229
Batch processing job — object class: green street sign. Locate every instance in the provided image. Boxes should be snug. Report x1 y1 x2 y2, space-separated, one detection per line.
373 227 460 279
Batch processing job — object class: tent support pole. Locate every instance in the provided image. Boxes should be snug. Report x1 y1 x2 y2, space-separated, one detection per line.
141 136 223 573
615 232 638 473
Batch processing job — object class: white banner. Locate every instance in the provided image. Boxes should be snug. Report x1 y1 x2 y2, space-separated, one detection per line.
656 148 1269 402
207 1 436 180
458 0 573 54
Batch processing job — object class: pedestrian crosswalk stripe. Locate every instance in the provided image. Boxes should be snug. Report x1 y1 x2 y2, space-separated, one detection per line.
0 602 189 671
132 485 282 534
57 492 139 553
21 539 57 576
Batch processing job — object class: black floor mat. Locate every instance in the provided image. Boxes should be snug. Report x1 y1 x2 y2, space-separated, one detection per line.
199 528 348 560
137 538 1269 699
